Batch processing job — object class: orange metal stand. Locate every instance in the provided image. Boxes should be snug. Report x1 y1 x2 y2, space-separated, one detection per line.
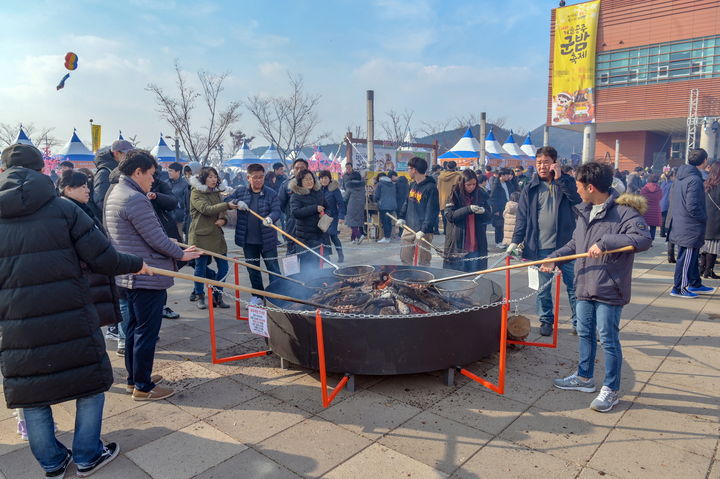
315 309 350 408
207 285 271 364
457 256 562 394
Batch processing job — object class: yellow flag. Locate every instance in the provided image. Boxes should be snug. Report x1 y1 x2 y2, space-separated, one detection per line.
551 0 601 126
91 124 102 153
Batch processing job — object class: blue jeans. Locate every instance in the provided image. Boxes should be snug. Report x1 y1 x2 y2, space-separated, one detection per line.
380 210 394 238
23 393 105 472
194 255 228 295
126 289 167 392
118 295 130 343
537 248 577 327
243 245 280 297
576 300 623 390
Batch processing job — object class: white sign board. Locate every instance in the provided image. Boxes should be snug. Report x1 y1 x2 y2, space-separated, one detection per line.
281 254 300 276
247 305 269 337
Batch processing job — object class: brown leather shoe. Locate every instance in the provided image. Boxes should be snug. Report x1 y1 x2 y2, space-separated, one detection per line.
126 375 164 394
132 385 174 401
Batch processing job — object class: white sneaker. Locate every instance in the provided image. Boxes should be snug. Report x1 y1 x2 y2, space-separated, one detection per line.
357 235 366 244
377 238 390 243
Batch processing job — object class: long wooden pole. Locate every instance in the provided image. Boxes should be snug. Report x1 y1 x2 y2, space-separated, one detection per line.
386 213 444 255
245 208 339 270
427 245 635 285
147 266 336 311
176 242 304 286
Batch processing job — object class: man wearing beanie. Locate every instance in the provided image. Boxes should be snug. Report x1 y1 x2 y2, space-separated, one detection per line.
0 143 148 477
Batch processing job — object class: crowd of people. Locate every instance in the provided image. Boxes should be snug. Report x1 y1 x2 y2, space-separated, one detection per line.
1 138 718 476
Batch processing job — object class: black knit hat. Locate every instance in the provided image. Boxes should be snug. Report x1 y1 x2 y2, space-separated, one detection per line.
1 144 45 171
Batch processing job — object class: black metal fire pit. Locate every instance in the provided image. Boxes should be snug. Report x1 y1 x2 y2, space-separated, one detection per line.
263 265 503 375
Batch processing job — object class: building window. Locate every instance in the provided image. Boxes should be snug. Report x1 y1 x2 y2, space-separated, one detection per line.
595 34 720 89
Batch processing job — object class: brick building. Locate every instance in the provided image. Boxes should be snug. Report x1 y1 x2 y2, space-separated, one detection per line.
548 0 720 170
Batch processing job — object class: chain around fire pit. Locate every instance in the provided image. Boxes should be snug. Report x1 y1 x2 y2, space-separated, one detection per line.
217 269 559 320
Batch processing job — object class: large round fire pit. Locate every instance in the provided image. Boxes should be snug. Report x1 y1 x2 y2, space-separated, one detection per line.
263 265 503 375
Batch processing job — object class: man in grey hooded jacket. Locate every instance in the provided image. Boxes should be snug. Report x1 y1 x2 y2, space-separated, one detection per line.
542 162 651 413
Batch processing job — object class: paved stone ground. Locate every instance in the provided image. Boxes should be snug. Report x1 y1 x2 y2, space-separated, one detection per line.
1 231 718 478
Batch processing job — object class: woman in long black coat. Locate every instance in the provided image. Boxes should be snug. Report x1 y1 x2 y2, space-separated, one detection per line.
444 169 493 272
59 170 124 327
290 169 327 271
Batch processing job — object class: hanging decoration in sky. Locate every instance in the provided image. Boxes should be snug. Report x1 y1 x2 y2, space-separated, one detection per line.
57 52 79 91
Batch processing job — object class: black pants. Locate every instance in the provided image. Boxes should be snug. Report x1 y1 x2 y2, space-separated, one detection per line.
660 211 668 236
379 210 394 238
492 214 504 244
243 245 280 297
323 233 344 260
125 289 167 393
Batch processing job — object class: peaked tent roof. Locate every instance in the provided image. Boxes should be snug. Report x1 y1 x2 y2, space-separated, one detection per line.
520 133 537 157
438 128 481 160
224 141 263 167
118 131 125 140
55 130 95 164
259 144 282 162
287 149 308 161
15 126 33 146
398 131 429 152
150 134 177 162
502 131 532 159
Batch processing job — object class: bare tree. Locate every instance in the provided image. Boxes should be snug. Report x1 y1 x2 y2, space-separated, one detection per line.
488 116 507 129
345 124 365 139
453 113 480 130
0 122 58 149
381 109 414 146
228 130 255 152
245 72 329 162
146 60 241 165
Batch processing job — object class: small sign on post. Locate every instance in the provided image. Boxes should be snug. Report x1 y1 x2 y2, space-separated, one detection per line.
281 254 300 276
248 305 269 337
528 266 540 290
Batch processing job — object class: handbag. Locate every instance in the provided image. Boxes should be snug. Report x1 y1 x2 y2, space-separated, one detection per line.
318 212 334 232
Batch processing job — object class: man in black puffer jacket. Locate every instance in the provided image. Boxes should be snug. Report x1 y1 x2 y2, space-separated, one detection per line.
0 144 146 477
93 139 133 219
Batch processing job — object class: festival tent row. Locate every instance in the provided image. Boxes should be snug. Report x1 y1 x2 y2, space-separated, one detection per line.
438 127 537 169
54 130 95 169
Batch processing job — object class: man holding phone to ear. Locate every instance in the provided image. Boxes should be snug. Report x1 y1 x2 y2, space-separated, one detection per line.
507 146 582 336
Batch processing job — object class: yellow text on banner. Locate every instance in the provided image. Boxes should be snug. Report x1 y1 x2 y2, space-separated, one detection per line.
551 0 601 125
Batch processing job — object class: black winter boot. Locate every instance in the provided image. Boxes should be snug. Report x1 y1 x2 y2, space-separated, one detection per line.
705 254 719 279
699 253 707 277
213 291 230 309
667 243 676 263
337 247 345 264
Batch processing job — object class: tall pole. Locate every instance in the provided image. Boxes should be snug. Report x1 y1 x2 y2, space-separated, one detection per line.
479 112 487 168
367 90 375 172
174 130 180 162
543 125 550 146
582 124 596 164
614 139 620 170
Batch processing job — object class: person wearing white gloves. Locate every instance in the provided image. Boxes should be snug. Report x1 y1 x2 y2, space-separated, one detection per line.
397 157 439 266
443 169 493 271
224 163 282 301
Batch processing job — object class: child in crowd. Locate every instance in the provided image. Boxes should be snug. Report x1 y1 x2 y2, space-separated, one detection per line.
503 191 520 246
541 162 651 412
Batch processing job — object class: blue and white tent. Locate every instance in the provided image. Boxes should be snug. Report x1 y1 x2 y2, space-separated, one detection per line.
502 131 534 166
438 128 481 167
15 126 33 146
54 130 95 167
260 143 282 163
484 129 513 166
224 141 263 167
520 133 537 157
150 134 177 162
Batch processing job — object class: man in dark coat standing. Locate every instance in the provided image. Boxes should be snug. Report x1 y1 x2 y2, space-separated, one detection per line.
489 168 515 248
278 158 308 254
668 148 715 298
225 163 282 301
0 144 146 477
93 139 133 218
508 146 582 336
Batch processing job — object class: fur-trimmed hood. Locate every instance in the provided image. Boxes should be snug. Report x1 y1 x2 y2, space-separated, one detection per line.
289 176 321 195
324 179 340 192
615 192 648 215
189 174 226 193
